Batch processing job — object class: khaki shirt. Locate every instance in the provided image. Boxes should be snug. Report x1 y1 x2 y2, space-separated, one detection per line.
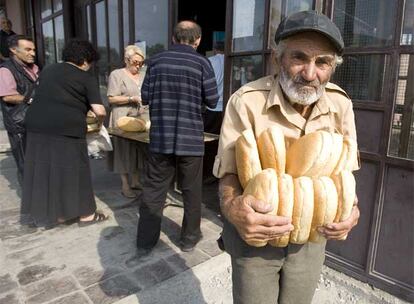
213 75 359 178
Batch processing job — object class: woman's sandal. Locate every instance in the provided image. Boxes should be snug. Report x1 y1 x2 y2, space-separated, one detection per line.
78 212 109 227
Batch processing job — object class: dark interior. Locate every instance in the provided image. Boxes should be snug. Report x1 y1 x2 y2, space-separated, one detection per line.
177 0 226 55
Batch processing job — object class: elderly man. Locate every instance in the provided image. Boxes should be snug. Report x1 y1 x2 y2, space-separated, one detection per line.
214 11 360 304
137 20 218 254
0 35 38 185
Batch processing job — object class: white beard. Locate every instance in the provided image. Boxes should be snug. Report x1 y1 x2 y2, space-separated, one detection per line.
278 68 326 106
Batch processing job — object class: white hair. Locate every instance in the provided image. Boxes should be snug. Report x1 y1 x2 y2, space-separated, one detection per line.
124 45 145 60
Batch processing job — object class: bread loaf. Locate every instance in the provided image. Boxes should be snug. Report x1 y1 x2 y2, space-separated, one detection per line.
290 176 314 244
257 126 286 176
333 170 356 222
235 129 262 189
86 111 98 124
243 168 278 247
309 176 338 243
268 173 294 247
117 116 147 132
332 137 358 175
286 131 343 177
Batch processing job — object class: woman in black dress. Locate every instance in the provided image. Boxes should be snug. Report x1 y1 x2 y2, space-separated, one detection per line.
22 39 108 228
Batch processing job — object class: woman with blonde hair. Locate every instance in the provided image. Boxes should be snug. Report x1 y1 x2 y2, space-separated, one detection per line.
107 45 147 198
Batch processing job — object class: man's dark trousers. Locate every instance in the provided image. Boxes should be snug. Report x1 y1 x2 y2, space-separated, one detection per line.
7 131 26 185
137 152 203 249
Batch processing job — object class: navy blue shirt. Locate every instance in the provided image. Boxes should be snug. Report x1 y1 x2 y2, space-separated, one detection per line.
142 44 219 156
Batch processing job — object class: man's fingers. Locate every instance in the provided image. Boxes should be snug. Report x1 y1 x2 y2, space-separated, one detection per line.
238 220 294 241
244 195 274 214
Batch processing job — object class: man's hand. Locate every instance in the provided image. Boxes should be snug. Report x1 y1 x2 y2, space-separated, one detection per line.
318 205 360 240
222 193 294 243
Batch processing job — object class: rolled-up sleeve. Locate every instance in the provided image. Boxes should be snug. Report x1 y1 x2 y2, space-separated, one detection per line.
0 68 18 97
213 92 252 178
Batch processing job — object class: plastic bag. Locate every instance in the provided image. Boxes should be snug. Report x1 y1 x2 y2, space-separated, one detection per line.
86 125 113 155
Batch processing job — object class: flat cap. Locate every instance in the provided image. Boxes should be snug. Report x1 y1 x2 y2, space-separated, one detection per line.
275 10 344 53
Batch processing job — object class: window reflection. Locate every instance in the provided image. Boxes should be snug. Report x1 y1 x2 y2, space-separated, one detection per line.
231 55 263 93
333 0 397 47
108 0 121 64
41 0 52 19
54 15 64 62
134 0 168 58
123 0 130 46
388 54 414 160
332 55 386 101
268 0 313 49
285 0 312 15
401 0 414 45
86 5 92 42
232 0 265 52
96 1 109 89
53 0 63 12
42 20 56 65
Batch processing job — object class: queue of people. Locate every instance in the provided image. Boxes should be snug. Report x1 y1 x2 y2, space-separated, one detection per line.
0 11 361 304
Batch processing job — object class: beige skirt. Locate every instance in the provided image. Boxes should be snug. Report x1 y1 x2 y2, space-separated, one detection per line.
107 105 149 174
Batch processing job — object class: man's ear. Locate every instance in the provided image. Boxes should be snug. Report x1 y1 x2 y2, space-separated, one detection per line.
9 47 18 56
172 36 176 44
194 37 201 48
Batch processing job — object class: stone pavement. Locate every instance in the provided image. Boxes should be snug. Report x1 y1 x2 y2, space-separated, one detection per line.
0 151 409 304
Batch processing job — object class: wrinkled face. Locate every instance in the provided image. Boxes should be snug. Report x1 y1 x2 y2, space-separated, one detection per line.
1 19 11 32
279 32 336 106
11 40 36 64
125 54 144 74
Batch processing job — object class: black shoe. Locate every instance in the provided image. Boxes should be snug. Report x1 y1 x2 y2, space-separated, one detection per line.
180 234 203 252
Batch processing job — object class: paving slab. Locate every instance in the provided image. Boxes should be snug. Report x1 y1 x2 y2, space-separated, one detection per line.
0 153 409 304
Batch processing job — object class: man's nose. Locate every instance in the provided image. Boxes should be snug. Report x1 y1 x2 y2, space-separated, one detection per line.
301 62 317 82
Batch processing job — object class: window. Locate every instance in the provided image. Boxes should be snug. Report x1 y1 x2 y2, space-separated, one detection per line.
231 55 263 93
134 0 169 58
333 0 398 48
108 0 121 62
40 0 65 64
123 0 130 46
401 0 414 45
332 55 386 102
232 0 266 52
388 54 414 160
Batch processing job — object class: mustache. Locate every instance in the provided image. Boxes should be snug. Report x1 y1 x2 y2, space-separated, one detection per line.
291 75 321 88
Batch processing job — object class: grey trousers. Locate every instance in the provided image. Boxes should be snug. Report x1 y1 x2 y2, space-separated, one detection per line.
223 220 326 304
230 241 326 304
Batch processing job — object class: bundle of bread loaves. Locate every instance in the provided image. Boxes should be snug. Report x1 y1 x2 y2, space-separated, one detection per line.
116 116 151 132
235 127 357 247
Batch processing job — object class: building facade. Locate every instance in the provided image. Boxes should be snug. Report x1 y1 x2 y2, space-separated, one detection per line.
1 0 413 301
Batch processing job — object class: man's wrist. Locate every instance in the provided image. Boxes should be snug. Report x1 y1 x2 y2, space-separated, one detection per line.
127 96 132 103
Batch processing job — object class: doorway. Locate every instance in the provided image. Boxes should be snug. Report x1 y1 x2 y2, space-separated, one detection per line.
177 0 226 55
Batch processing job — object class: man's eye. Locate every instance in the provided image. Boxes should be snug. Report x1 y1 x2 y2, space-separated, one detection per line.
316 58 333 67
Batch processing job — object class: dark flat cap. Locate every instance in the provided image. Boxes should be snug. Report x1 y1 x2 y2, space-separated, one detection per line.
275 10 344 53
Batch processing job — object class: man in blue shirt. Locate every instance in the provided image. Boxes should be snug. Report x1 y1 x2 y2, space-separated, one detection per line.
204 41 224 134
137 20 219 254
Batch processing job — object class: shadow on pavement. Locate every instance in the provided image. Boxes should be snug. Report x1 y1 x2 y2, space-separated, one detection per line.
88 157 220 303
0 152 21 199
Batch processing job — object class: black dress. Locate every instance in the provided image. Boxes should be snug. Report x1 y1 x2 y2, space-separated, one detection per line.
22 62 103 227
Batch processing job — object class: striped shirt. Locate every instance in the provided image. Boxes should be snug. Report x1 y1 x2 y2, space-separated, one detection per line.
142 44 219 156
